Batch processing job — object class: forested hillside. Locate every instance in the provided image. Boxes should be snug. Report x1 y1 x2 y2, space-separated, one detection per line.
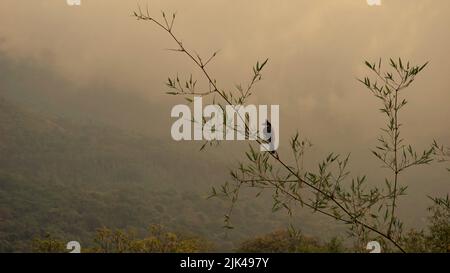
0 97 329 252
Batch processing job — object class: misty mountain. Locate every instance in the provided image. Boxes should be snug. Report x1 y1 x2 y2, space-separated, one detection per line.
0 97 332 252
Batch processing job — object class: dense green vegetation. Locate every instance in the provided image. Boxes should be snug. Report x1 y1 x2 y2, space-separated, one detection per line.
32 225 212 253
0 97 328 252
30 197 449 253
237 230 345 253
29 204 450 253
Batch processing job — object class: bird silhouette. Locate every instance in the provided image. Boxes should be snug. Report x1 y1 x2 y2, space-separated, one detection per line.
263 119 278 158
264 120 272 143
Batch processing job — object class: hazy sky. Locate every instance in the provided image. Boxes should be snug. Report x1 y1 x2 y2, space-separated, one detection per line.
0 0 449 225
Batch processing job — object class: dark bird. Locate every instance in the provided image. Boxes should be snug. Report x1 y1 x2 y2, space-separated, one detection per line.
264 119 272 143
264 119 279 158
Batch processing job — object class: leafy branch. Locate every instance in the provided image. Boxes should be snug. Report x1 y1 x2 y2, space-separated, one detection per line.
360 58 432 238
134 8 433 252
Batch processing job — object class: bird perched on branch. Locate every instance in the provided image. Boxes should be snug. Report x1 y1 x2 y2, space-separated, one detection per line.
264 120 279 158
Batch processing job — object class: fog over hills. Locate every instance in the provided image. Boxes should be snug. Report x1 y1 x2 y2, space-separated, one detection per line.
0 78 333 252
0 0 448 252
